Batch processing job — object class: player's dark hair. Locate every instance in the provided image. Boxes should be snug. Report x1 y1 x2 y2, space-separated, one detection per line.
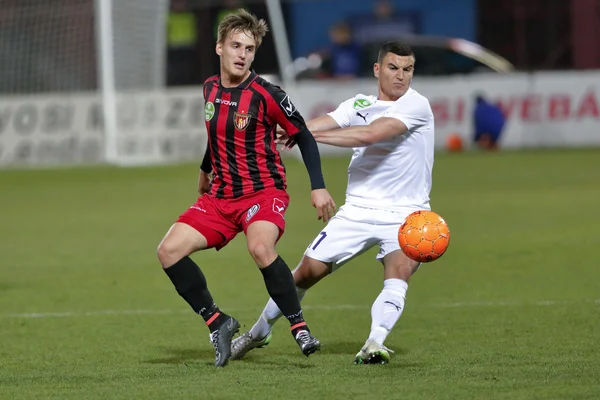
217 9 269 47
377 41 414 63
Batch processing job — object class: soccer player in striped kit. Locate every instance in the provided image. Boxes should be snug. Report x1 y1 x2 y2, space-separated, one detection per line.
157 9 336 367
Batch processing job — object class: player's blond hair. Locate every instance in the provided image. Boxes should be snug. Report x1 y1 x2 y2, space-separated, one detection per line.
217 9 269 48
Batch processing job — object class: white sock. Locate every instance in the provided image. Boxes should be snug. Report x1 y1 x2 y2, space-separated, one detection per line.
368 278 408 346
249 286 307 340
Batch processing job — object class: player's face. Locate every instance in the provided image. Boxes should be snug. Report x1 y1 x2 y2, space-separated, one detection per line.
216 29 257 84
373 52 415 101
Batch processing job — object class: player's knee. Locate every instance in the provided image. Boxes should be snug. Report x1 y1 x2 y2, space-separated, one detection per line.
294 269 314 290
157 239 184 269
247 242 277 268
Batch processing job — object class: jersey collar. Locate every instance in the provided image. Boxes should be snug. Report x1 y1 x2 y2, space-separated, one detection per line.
218 70 258 91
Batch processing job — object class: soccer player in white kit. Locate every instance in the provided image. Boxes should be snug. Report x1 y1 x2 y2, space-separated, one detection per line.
231 41 435 364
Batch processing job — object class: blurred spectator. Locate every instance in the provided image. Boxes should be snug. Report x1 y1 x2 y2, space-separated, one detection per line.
473 94 506 150
326 22 361 79
167 0 198 86
348 0 420 45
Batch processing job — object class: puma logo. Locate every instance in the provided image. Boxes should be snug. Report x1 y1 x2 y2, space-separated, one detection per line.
384 301 402 312
356 111 368 123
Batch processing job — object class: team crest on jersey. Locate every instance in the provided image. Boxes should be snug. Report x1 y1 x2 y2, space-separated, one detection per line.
272 198 286 218
234 112 251 130
353 98 372 110
205 102 215 121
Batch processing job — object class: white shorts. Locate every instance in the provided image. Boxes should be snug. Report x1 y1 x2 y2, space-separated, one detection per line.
304 204 418 270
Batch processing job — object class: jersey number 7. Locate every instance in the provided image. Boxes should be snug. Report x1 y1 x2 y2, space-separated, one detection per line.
309 231 327 250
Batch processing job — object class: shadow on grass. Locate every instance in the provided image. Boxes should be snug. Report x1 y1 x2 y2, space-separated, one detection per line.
143 346 318 369
143 341 415 369
144 346 215 366
320 340 411 357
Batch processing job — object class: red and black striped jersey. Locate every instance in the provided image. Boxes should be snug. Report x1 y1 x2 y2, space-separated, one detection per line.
203 71 308 199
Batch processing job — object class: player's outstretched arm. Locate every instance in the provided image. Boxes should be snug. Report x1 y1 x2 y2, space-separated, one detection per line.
294 129 337 222
313 117 409 147
276 115 341 150
307 115 341 132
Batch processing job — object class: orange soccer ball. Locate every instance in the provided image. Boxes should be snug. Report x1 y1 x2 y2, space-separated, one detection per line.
398 210 450 263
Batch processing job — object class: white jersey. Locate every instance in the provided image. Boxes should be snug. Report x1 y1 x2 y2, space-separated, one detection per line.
327 88 434 212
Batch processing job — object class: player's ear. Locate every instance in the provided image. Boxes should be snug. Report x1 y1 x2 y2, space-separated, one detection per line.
373 63 380 79
216 42 223 56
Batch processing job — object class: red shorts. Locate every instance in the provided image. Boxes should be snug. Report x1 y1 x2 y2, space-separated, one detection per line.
176 189 290 250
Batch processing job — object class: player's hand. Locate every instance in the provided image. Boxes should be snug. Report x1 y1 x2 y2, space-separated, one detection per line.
311 188 336 223
198 170 211 195
275 129 296 150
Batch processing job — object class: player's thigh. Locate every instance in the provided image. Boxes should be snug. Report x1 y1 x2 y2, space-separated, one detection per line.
158 195 239 266
241 189 289 242
241 190 290 266
245 220 280 245
304 206 378 271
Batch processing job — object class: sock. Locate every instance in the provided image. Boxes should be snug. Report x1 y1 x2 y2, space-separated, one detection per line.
368 278 408 345
164 256 227 332
260 256 309 337
250 286 307 339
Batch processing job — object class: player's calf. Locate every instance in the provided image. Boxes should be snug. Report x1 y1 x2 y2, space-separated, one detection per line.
260 257 310 333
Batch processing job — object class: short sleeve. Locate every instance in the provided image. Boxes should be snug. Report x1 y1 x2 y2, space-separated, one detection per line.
382 94 431 131
264 86 307 136
327 97 357 129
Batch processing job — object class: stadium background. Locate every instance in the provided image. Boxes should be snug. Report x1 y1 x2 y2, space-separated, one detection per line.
1 1 599 399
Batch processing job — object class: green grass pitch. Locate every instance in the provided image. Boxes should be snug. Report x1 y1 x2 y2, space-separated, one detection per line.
1 149 599 399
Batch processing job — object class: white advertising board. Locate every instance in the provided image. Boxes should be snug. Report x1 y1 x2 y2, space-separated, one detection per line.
0 88 207 167
293 71 600 152
1 71 598 167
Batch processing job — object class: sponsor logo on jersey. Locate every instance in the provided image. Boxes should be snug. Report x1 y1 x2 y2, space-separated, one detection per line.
234 112 251 131
215 98 238 106
205 102 215 121
353 98 372 110
356 111 369 123
246 204 260 222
